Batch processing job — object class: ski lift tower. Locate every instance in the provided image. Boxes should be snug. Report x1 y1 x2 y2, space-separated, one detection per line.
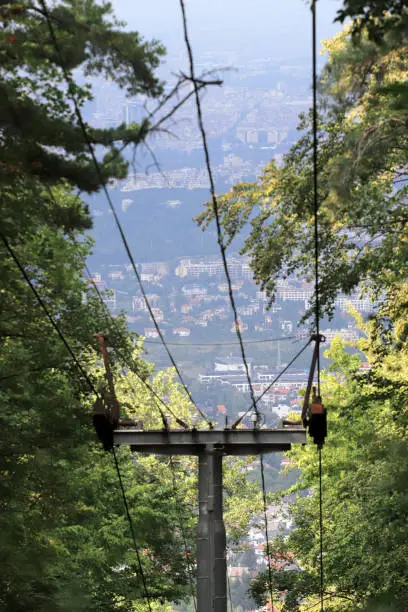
114 425 306 612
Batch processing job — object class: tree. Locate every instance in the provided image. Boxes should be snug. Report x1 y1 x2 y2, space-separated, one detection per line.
0 212 198 609
0 0 164 201
250 288 408 610
196 17 407 320
335 0 408 42
195 10 408 609
0 213 262 609
0 3 261 608
0 2 187 608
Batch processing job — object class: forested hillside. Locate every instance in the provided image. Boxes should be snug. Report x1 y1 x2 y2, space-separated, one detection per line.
1 0 408 611
197 1 408 609
0 1 257 609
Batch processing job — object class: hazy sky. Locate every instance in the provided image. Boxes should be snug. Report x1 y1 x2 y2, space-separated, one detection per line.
110 0 343 69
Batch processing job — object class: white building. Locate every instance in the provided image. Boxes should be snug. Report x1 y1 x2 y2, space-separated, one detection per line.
144 328 163 339
335 294 373 313
173 327 191 337
276 286 313 301
132 296 147 312
141 262 169 278
214 356 253 374
181 284 208 297
108 270 124 281
150 308 164 323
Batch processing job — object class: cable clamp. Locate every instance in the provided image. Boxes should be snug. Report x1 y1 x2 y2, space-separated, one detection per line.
311 333 326 344
309 387 327 447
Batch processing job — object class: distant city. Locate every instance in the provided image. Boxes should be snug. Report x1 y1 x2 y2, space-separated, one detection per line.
88 253 372 420
85 54 312 192
85 45 374 474
79 5 367 605
88 253 371 602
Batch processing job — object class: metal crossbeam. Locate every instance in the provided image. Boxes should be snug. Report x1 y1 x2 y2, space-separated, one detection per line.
113 427 306 455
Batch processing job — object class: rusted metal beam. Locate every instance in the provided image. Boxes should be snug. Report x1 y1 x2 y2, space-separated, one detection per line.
113 427 306 455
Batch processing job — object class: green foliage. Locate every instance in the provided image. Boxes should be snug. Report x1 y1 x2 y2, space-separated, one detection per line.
0 4 263 608
0 2 192 609
0 218 196 609
250 289 408 610
251 559 318 610
0 0 164 209
196 18 408 321
335 0 408 43
0 233 261 609
209 15 408 608
223 457 263 542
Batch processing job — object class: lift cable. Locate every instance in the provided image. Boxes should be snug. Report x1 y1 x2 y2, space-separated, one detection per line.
112 447 153 611
144 334 299 347
1 234 99 396
2 233 154 605
33 6 211 602
8 87 185 432
311 1 325 610
38 0 212 428
178 0 259 423
86 265 200 598
180 0 327 604
318 445 324 611
77 237 197 603
25 4 326 610
227 571 233 611
2 33 190 435
169 456 198 612
88 282 194 610
312 0 322 395
8 79 189 434
177 1 280 606
235 338 312 429
260 452 276 610
82 256 189 430
5 4 205 604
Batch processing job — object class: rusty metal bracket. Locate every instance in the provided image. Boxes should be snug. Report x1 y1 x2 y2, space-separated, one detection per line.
94 333 120 428
301 334 325 427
